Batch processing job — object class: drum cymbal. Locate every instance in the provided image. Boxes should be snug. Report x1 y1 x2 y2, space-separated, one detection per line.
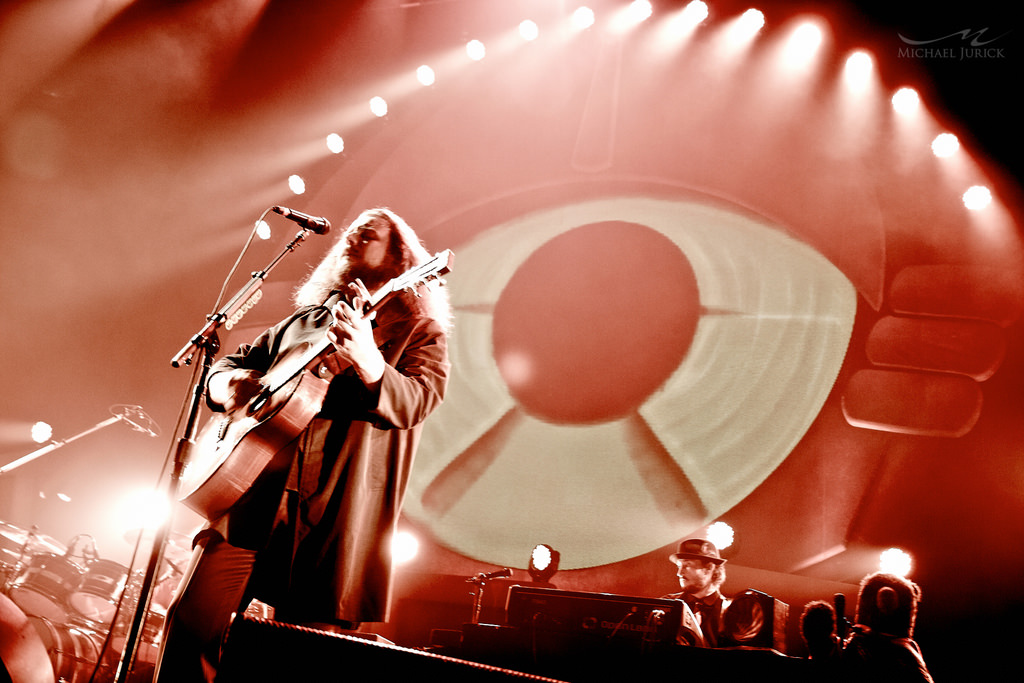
0 520 66 557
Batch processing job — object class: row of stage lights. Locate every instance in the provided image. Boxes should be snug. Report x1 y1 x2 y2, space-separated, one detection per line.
24 419 916 579
391 520 917 580
269 0 995 218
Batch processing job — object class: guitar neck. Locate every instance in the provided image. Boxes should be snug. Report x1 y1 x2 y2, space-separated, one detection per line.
262 282 398 394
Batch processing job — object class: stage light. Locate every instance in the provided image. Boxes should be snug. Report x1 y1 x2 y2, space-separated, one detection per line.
519 20 539 42
392 530 419 564
30 421 52 443
528 543 560 583
963 185 993 211
878 547 912 577
116 487 171 536
626 0 653 24
466 39 486 61
734 8 766 41
931 132 959 158
705 521 734 551
369 96 388 117
571 6 595 32
843 50 873 91
325 133 344 154
678 1 709 31
325 133 344 153
416 64 435 86
891 87 920 115
255 220 271 240
287 174 305 195
783 21 823 66
721 589 789 651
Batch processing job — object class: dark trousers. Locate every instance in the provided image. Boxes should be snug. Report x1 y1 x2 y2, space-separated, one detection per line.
153 535 257 683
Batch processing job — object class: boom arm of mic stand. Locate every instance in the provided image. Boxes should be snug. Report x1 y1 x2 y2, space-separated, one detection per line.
0 415 121 476
170 225 320 368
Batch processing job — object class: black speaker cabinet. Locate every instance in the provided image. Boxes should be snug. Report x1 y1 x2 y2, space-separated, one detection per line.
217 615 562 682
720 589 789 653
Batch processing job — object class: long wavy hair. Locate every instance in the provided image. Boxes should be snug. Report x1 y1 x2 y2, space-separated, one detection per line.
293 207 452 332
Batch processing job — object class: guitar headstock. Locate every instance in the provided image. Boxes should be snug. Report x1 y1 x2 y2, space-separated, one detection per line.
391 249 454 296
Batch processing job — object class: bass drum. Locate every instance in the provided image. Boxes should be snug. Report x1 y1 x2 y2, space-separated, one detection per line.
0 592 54 683
27 615 108 683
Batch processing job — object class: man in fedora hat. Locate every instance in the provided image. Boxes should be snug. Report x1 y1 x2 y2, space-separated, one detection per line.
663 538 730 647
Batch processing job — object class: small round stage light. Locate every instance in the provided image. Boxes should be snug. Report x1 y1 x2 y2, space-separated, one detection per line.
255 220 271 240
706 521 735 551
963 185 993 211
891 87 920 114
392 530 420 564
528 543 560 582
572 7 595 31
31 421 52 443
627 1 653 24
326 133 345 154
679 1 709 30
519 20 539 42
784 22 823 65
878 547 912 577
736 9 766 39
369 96 388 117
466 39 486 61
843 50 873 90
416 65 435 86
931 132 959 158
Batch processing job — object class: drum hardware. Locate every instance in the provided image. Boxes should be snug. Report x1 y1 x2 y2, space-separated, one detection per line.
7 552 86 624
0 524 173 683
0 522 66 594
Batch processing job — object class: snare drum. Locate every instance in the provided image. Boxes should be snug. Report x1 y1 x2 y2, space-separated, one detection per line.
69 559 129 626
8 553 84 622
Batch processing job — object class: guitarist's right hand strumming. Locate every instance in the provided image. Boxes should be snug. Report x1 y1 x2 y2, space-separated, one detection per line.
208 368 265 413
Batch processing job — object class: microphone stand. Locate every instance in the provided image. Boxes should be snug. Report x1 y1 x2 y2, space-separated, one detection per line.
0 406 159 476
114 224 323 683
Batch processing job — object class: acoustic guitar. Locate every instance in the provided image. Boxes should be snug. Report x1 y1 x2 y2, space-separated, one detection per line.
178 250 453 520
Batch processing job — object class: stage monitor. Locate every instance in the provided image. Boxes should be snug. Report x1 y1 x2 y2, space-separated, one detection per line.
505 586 691 648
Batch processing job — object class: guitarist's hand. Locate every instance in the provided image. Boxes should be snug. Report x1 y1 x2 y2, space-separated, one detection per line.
208 369 265 412
328 279 386 389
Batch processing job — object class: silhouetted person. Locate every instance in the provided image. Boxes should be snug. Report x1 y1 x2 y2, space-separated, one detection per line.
841 572 933 683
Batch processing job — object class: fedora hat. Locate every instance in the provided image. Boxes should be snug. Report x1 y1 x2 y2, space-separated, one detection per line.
669 538 725 565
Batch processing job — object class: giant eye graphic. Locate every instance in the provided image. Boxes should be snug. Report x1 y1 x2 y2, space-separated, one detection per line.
404 195 856 569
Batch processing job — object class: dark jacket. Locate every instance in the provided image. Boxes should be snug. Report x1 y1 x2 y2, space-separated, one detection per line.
206 294 449 623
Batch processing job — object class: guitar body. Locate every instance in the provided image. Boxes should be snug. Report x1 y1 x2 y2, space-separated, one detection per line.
179 369 329 520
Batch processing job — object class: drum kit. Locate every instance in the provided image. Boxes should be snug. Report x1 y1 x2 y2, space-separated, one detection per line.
0 521 190 683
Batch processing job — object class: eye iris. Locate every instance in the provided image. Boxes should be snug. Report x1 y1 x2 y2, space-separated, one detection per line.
493 221 699 423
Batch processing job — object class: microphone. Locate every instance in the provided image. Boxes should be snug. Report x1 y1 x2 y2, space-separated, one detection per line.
113 405 161 437
272 206 331 234
834 592 848 639
466 568 512 583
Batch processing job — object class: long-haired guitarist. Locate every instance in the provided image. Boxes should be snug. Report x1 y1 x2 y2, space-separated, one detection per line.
155 207 452 682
